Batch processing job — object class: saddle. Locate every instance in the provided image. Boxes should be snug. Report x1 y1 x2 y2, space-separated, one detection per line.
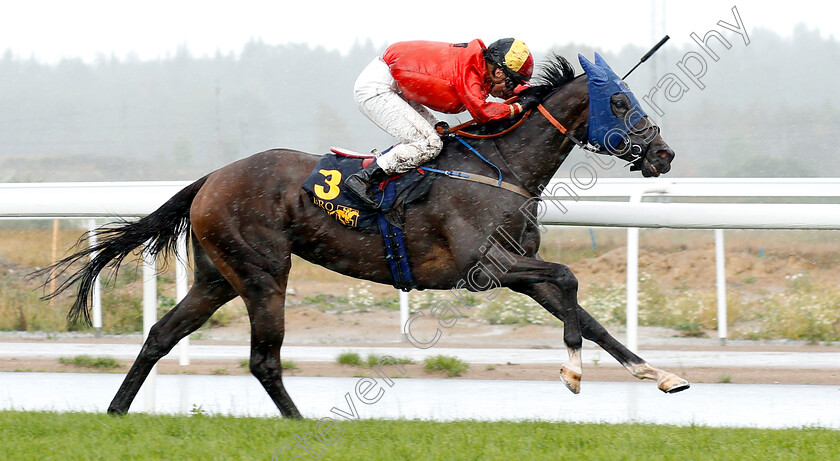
301 148 438 291
302 147 436 233
301 138 530 291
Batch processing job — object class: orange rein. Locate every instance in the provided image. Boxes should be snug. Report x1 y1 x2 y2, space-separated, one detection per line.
444 96 571 140
448 113 531 139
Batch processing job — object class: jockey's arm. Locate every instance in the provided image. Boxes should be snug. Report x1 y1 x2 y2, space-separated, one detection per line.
458 69 523 124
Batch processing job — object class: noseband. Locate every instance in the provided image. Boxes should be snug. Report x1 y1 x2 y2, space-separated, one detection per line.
622 124 661 170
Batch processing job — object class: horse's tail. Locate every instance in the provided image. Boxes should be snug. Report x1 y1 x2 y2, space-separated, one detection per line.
35 175 210 325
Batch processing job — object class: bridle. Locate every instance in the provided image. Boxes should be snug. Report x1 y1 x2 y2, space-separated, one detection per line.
447 99 660 168
438 91 659 171
428 96 665 198
444 94 593 150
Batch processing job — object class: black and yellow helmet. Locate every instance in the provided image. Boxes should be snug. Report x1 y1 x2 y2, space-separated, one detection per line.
485 38 534 89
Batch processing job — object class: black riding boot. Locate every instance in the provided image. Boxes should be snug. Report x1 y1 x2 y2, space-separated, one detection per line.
345 163 388 208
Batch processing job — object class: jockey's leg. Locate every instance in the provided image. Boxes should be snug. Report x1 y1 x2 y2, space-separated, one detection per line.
407 100 440 127
353 57 443 174
348 57 443 204
344 161 389 207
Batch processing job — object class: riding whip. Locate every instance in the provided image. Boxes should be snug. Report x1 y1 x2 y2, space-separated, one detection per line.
622 35 670 80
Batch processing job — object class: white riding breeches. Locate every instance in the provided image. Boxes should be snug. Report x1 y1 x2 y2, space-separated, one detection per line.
354 58 443 174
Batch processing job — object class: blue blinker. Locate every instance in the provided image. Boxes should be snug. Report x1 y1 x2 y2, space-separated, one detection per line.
578 53 647 152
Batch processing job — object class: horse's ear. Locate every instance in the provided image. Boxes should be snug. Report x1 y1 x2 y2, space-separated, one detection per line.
593 52 620 79
578 54 607 83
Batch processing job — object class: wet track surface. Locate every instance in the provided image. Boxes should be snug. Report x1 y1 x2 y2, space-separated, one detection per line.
1 372 838 429
2 342 840 368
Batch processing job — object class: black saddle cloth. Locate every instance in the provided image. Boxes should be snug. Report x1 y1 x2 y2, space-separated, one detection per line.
302 152 436 233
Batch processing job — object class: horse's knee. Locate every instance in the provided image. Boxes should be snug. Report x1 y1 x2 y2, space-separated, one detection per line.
249 352 281 381
555 265 578 292
139 324 172 360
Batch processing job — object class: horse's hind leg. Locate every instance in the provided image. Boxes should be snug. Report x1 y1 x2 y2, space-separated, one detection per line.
199 235 301 418
244 274 300 418
108 246 238 414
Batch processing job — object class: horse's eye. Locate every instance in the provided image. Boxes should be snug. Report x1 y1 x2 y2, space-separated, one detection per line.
615 100 626 108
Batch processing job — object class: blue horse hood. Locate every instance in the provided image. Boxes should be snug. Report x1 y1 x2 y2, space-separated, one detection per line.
579 53 647 152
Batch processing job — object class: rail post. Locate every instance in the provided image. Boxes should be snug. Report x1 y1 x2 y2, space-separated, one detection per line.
87 219 103 337
142 244 157 412
176 232 190 365
715 229 728 345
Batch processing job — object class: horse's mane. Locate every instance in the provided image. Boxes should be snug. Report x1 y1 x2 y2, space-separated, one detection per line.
516 53 577 107
529 53 576 92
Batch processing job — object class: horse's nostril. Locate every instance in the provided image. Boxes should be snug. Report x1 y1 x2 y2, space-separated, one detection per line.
659 151 671 159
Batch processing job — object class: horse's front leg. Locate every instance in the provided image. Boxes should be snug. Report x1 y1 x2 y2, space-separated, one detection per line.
471 254 585 393
516 282 690 394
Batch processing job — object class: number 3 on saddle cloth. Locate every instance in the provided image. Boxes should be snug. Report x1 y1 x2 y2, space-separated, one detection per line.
301 147 436 290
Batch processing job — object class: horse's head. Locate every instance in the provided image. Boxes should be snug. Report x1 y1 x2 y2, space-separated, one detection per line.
579 53 675 177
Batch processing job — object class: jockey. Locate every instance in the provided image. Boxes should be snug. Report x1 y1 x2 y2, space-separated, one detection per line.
346 38 537 207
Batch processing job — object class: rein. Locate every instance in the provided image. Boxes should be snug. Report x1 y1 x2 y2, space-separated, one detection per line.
535 104 596 151
426 96 604 198
426 99 589 199
449 100 599 153
448 112 531 139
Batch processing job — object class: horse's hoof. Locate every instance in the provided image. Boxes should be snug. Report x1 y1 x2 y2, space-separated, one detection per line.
560 364 581 394
658 373 690 393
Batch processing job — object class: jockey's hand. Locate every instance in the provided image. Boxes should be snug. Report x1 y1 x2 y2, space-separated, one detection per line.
518 92 541 112
512 83 530 95
491 83 512 99
435 121 451 137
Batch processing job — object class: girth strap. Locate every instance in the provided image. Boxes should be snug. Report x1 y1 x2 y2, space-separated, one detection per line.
419 167 532 198
377 214 415 291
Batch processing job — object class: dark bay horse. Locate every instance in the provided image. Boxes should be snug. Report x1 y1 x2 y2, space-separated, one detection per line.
43 54 684 418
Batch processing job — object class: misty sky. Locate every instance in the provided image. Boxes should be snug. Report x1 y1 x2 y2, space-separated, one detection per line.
2 0 838 62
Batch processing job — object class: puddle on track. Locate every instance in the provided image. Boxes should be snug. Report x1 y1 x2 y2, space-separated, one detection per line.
1 373 838 429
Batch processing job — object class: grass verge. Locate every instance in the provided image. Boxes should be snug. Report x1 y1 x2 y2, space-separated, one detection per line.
57 355 120 369
1 411 838 460
423 355 469 377
337 352 414 368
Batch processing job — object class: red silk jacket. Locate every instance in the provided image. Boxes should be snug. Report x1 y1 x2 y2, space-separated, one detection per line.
383 39 515 123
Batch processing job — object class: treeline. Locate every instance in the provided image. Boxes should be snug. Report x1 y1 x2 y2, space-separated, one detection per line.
0 39 393 181
0 26 837 181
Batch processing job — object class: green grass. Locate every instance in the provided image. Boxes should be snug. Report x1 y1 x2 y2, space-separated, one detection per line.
338 352 414 368
1 411 838 460
674 321 707 338
423 355 469 377
236 359 297 371
337 352 362 366
364 353 414 367
58 355 120 369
